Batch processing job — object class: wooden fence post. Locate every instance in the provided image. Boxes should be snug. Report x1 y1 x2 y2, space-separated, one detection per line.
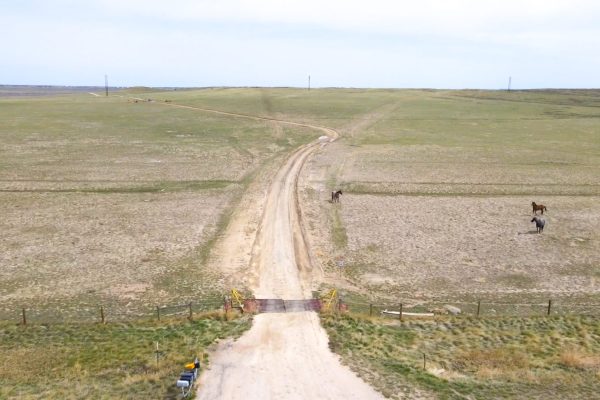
21 308 27 326
477 300 481 318
188 302 193 320
100 306 105 324
155 342 160 369
156 306 160 321
423 353 427 370
547 299 552 316
399 304 403 321
369 304 373 317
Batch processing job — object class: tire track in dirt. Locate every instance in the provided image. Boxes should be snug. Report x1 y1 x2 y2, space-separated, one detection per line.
162 101 338 138
147 100 382 399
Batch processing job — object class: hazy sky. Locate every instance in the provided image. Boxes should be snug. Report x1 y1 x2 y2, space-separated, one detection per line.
2 0 600 88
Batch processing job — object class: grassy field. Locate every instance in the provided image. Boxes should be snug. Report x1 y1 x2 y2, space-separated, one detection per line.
0 312 250 399
298 89 600 399
155 87 400 130
343 90 599 194
323 313 600 400
298 89 600 312
0 88 318 319
2 87 599 398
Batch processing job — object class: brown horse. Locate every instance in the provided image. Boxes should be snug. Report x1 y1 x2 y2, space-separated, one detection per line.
531 202 547 215
332 190 342 203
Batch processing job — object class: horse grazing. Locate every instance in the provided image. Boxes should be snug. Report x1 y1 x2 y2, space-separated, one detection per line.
531 216 546 233
331 190 342 203
531 202 547 215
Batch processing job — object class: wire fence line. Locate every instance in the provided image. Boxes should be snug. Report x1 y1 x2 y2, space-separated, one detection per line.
9 298 226 326
7 296 600 326
340 299 600 319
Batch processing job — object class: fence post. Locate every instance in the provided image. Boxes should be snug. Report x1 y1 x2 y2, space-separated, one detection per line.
155 342 160 369
547 299 552 316
21 308 27 326
156 306 160 321
369 304 373 317
423 353 427 370
477 300 481 318
100 306 105 324
188 302 193 320
398 304 403 321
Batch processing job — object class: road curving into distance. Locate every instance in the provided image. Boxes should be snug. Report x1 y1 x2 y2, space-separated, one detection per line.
153 99 383 399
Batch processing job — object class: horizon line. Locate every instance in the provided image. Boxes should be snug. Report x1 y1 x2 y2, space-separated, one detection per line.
2 84 600 91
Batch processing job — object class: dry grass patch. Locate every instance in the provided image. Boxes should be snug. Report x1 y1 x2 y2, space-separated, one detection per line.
0 189 235 319
322 313 600 399
560 347 600 370
455 347 531 380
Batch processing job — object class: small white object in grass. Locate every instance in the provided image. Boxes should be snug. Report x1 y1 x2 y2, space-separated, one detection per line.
444 305 462 315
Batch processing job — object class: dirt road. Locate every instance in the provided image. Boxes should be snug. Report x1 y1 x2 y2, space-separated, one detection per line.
155 103 383 399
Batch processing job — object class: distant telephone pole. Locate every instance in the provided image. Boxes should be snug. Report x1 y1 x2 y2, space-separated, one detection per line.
105 74 108 97
507 76 512 92
308 75 311 91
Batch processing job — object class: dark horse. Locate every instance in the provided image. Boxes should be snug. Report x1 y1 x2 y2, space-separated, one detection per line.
531 202 547 215
531 216 546 233
331 190 342 203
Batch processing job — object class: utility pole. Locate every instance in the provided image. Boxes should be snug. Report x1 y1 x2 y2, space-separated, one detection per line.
507 76 512 92
308 75 311 91
105 74 109 97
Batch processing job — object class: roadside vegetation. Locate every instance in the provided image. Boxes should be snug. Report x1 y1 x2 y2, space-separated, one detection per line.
323 313 600 399
0 312 250 399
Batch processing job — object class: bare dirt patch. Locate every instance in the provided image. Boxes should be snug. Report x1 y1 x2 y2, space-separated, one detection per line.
339 195 600 298
0 189 235 317
301 159 600 305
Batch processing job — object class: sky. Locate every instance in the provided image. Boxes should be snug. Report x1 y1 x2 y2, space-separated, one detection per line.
1 0 600 89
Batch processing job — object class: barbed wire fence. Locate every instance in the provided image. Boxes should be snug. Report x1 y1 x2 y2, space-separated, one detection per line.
7 296 600 326
340 299 600 319
10 297 226 326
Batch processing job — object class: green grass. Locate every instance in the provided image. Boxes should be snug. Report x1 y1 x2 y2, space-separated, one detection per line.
322 313 600 399
150 87 401 130
0 180 237 194
328 89 600 197
0 313 251 399
0 93 318 183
